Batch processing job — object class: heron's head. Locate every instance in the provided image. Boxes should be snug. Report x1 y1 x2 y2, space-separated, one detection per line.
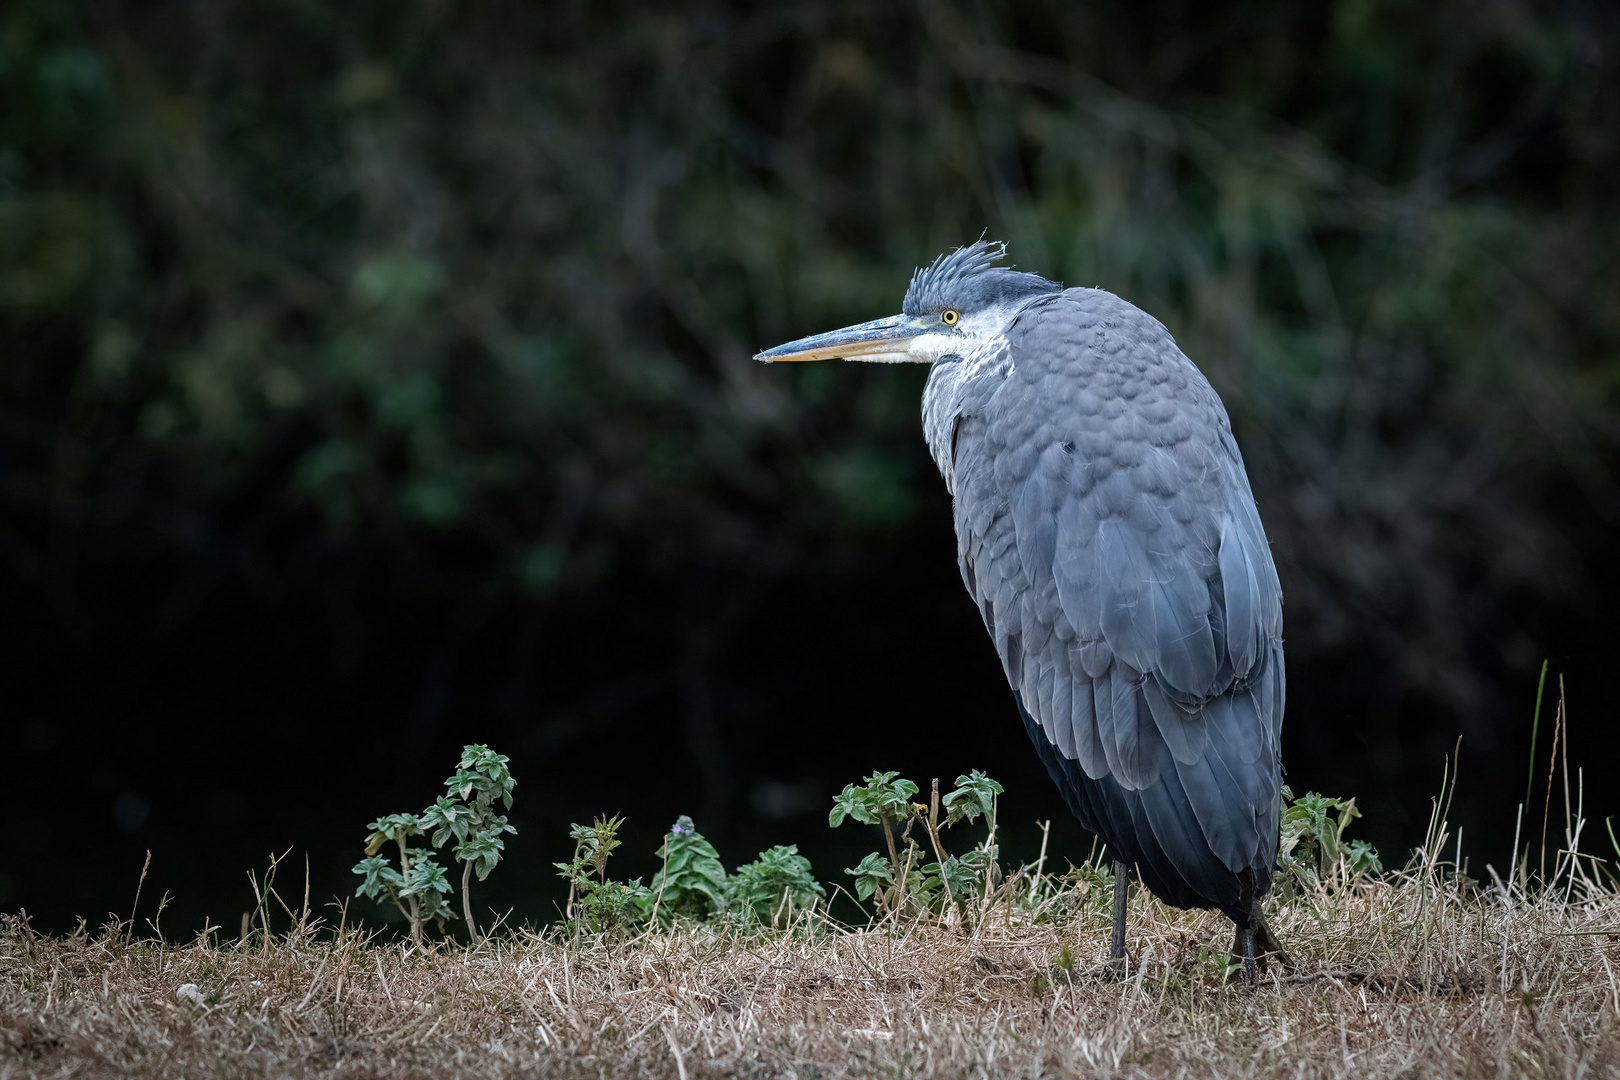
754 240 1060 365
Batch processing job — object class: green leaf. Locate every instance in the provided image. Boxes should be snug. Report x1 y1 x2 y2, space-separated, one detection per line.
923 845 998 908
456 830 507 881
845 852 892 902
399 851 455 922
942 770 1003 826
449 744 517 810
829 783 877 827
364 812 425 856
420 795 475 847
863 771 919 815
352 856 404 901
444 768 482 801
830 771 921 829
1345 839 1383 876
568 815 624 880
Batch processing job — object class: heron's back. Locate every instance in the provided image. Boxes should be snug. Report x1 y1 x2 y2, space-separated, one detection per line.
923 287 1285 923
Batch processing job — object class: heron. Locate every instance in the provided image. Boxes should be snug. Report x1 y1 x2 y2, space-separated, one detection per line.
756 241 1289 981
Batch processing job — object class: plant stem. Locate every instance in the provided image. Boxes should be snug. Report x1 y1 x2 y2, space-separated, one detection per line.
564 840 582 924
875 811 905 914
461 860 478 945
879 811 901 868
978 796 999 924
921 780 960 921
397 833 423 949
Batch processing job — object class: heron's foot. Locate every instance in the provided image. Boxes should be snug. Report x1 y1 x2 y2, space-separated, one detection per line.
1252 911 1294 972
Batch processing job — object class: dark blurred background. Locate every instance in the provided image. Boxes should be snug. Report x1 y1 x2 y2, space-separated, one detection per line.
4 0 1619 934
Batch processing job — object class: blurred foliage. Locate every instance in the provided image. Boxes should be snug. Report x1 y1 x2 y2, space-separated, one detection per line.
3 0 1619 714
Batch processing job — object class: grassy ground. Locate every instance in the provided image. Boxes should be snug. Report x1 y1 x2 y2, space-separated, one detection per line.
3 844 1618 1080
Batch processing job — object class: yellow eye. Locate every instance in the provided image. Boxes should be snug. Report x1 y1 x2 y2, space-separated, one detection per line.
942 309 959 326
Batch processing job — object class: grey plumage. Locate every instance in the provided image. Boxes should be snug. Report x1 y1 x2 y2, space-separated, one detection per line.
921 277 1284 919
758 241 1287 965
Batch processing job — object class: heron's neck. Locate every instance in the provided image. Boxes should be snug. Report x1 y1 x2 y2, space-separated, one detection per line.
921 361 960 491
921 334 1009 493
919 304 1024 489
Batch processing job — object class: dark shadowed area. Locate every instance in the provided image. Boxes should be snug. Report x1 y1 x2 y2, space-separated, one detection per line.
3 0 1619 934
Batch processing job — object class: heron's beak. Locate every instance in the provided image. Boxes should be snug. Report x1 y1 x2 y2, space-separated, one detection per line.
754 314 922 363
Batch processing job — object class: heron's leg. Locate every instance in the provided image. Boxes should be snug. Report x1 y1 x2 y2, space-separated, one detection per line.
1230 924 1257 986
1109 860 1128 970
1252 908 1293 971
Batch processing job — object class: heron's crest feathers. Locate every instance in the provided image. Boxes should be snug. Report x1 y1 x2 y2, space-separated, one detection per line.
903 239 1060 318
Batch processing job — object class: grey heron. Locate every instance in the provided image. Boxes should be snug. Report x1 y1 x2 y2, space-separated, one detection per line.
757 241 1289 981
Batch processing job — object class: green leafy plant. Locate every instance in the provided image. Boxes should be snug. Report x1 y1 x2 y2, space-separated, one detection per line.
831 772 928 914
353 813 455 948
551 815 825 934
728 845 826 926
1277 785 1382 895
352 744 517 945
830 770 1003 922
648 816 729 924
422 745 517 943
554 815 651 937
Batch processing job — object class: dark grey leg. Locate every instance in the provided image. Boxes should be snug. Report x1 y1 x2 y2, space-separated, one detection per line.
1231 924 1257 986
1252 908 1292 972
1110 860 1128 970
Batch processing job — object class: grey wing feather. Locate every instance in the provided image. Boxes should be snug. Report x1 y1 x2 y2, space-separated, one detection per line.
931 287 1285 897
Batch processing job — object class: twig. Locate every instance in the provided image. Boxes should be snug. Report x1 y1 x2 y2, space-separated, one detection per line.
294 950 331 1012
1539 681 1565 884
663 1021 690 1078
125 851 151 945
1524 658 1549 808
1032 819 1051 899
375 953 393 1005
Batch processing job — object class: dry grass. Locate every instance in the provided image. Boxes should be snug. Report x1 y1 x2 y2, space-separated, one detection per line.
4 848 1619 1080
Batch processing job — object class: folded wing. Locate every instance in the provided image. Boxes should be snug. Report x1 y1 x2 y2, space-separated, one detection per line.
937 288 1285 913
